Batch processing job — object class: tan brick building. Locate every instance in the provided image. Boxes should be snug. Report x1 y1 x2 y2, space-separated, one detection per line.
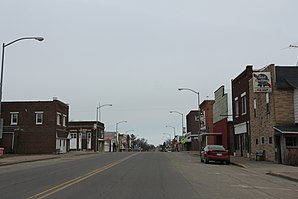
249 64 298 165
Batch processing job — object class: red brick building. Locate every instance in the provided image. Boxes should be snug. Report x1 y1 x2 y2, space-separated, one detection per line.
1 99 69 154
199 100 215 148
186 110 199 151
68 121 105 152
232 65 253 157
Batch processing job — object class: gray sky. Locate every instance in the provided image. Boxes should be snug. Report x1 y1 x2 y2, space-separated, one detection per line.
1 0 298 146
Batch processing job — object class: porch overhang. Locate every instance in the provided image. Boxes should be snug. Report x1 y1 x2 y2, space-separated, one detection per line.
274 125 298 135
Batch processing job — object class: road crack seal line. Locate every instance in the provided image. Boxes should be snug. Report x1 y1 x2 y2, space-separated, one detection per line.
27 153 138 199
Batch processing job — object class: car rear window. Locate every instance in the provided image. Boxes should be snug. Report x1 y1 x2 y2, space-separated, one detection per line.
208 145 225 150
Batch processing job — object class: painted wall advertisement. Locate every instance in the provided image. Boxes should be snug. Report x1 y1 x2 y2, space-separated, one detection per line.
253 72 272 92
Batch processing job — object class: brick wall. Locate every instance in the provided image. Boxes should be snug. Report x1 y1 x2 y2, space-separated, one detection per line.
2 100 69 154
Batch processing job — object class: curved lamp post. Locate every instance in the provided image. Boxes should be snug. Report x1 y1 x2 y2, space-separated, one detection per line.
0 36 44 139
97 103 112 121
165 125 176 137
116 120 127 132
115 120 127 152
169 111 184 136
125 130 134 134
163 133 171 140
178 88 201 135
95 103 112 151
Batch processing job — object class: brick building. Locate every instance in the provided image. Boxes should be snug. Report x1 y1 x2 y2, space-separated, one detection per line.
1 99 69 154
213 86 231 153
186 110 200 151
199 100 215 149
68 121 105 152
249 64 298 165
232 65 253 157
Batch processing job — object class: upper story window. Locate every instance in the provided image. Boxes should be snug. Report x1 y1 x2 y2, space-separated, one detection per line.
253 98 257 117
62 114 67 127
234 97 239 118
10 112 19 125
266 93 270 114
261 136 265 144
241 92 247 115
35 112 44 125
57 112 61 125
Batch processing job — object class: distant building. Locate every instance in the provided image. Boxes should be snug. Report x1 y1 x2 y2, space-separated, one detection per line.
68 121 105 152
1 99 69 154
199 100 215 149
186 110 200 151
104 131 117 152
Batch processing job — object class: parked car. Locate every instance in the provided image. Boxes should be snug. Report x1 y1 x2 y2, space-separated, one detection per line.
200 145 230 165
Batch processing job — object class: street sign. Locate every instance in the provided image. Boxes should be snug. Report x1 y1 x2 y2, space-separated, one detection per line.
181 137 186 144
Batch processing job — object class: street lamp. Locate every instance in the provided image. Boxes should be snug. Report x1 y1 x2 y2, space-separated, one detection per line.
115 120 127 152
178 88 201 135
97 103 112 121
165 125 176 137
125 130 134 134
163 133 171 140
116 120 127 132
0 36 44 140
169 111 184 136
95 103 112 151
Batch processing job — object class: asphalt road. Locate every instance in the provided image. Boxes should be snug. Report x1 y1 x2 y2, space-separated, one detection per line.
0 152 297 199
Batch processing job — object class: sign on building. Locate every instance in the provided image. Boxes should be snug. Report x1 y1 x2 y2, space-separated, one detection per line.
253 72 272 92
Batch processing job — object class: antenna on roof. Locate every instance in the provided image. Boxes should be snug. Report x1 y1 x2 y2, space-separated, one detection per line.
281 42 298 50
281 42 298 66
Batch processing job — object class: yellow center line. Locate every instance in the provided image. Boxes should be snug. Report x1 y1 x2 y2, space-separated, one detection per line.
27 153 137 199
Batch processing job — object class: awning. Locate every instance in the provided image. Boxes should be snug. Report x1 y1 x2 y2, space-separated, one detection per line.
200 132 222 136
274 125 298 135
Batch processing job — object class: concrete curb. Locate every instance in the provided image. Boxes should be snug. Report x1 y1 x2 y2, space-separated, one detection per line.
230 161 246 168
0 152 98 166
0 156 60 166
266 172 298 183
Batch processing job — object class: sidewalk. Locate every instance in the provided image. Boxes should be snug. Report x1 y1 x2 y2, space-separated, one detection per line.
230 156 298 183
186 151 298 183
0 151 97 166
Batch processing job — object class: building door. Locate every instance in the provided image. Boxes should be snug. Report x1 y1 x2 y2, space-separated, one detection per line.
82 132 87 150
70 133 77 150
275 135 282 164
104 140 111 152
87 133 92 150
240 134 244 157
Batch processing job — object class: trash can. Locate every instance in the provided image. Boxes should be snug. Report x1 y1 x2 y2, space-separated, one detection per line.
0 148 4 156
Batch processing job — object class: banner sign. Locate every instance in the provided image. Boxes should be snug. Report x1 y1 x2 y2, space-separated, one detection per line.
253 72 272 92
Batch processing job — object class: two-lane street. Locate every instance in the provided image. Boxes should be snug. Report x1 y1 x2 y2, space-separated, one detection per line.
0 152 297 199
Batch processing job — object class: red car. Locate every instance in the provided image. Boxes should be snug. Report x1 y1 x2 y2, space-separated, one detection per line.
201 145 230 165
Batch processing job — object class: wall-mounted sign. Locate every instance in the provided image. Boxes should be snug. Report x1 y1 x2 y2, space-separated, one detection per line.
253 72 272 92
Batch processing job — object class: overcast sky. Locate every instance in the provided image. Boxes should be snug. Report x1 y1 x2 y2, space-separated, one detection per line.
1 0 298 146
